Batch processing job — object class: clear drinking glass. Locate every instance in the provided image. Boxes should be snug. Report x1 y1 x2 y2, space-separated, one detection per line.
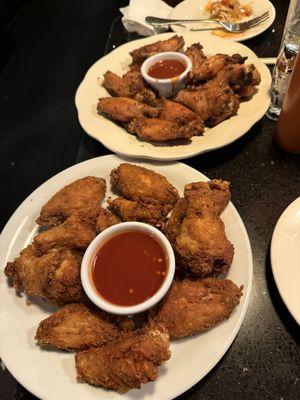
267 0 300 120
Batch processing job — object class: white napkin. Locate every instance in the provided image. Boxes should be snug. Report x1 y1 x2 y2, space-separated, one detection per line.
120 0 174 36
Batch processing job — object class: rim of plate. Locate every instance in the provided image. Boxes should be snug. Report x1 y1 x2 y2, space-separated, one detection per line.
270 197 300 325
74 32 271 161
0 155 253 400
170 0 276 42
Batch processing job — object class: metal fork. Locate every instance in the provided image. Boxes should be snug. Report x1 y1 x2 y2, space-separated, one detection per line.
146 11 270 33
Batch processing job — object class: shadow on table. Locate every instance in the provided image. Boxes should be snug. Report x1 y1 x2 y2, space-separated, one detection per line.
265 244 300 343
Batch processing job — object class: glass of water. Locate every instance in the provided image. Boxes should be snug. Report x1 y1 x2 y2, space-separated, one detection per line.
267 0 300 121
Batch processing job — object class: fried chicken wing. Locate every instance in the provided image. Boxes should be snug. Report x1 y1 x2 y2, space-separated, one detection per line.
108 197 168 228
110 163 179 208
36 177 106 228
127 117 195 142
4 245 84 305
102 66 146 98
75 328 170 393
96 207 120 232
97 97 159 123
35 303 120 351
149 278 243 339
174 82 239 127
158 99 204 135
130 35 184 64
34 206 100 253
165 180 234 277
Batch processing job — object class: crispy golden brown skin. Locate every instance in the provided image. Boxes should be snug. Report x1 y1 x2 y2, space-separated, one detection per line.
158 99 204 135
97 97 159 123
127 117 195 142
185 43 246 83
165 180 234 277
4 245 84 305
35 303 121 351
34 206 100 253
75 328 171 393
174 81 239 127
149 278 243 339
110 163 179 208
108 197 168 228
96 207 120 232
102 66 145 98
130 35 184 64
36 177 106 228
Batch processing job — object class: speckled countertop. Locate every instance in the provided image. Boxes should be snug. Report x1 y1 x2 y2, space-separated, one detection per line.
0 1 299 399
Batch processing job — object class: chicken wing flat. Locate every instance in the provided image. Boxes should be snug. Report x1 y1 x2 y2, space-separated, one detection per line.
34 205 100 253
35 303 121 351
96 207 120 232
97 97 159 123
108 197 168 228
127 117 195 142
36 176 106 228
174 82 239 127
102 66 146 98
165 180 234 277
158 99 204 135
75 328 170 393
110 163 179 208
149 278 243 339
185 43 246 83
130 35 184 65
4 245 84 305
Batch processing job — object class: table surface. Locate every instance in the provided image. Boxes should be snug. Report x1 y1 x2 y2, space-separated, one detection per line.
0 1 299 399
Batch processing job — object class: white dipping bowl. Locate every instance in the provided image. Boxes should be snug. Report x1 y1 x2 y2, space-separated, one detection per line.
141 52 192 98
81 221 175 315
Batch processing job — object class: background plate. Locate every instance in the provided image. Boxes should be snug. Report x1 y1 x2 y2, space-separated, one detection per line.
0 155 253 400
170 0 276 42
75 32 271 161
271 197 300 325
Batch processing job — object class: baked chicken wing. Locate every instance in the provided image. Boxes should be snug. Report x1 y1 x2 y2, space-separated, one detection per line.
102 65 145 98
75 328 170 393
36 176 106 228
35 303 120 351
149 278 243 339
97 97 159 123
110 163 179 208
127 117 195 142
130 35 184 64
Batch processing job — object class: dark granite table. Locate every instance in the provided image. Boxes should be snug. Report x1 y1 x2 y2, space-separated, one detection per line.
0 1 299 399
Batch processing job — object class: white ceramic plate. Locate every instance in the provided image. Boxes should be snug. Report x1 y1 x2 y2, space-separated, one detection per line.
170 0 276 42
75 32 271 161
271 197 300 325
0 155 253 400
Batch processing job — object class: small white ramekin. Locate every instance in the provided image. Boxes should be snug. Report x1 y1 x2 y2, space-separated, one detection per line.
141 52 192 98
81 221 175 315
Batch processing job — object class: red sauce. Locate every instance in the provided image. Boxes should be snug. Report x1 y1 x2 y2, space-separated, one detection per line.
148 59 186 79
91 231 168 306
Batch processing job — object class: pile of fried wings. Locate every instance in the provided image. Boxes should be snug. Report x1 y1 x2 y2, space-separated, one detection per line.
5 163 243 394
98 35 261 143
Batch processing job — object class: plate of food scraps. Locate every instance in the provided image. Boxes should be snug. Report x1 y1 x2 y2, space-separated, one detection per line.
75 32 271 161
170 0 276 42
0 154 252 400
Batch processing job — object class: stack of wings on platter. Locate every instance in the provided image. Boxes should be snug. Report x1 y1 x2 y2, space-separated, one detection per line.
97 35 261 143
5 163 243 394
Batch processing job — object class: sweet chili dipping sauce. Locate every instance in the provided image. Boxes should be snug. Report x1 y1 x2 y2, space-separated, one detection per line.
148 59 186 79
91 231 168 306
